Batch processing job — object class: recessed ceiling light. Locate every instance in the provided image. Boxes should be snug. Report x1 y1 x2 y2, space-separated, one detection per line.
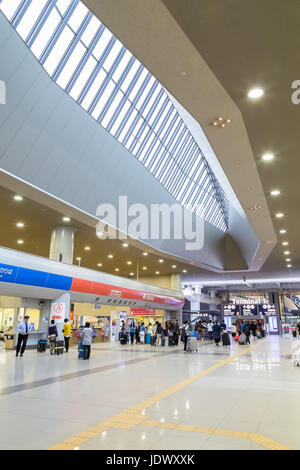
143 252 148 256
14 195 23 201
96 232 103 237
17 240 24 244
248 88 264 99
158 259 164 263
286 259 291 262
122 243 128 247
16 222 24 228
270 190 280 196
108 254 113 258
287 264 292 268
63 217 70 222
248 205 261 211
127 261 132 265
76 257 81 261
282 242 288 246
115 268 120 272
97 263 102 267
262 153 274 161
142 266 147 270
284 251 290 255
280 230 287 234
172 265 177 268
183 270 187 273
84 246 91 251
130 272 134 276
155 271 160 275
276 213 284 218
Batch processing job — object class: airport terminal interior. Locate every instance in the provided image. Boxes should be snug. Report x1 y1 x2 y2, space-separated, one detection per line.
0 0 300 452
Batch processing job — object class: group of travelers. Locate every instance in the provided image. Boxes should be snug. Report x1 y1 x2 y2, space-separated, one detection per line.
120 319 180 347
16 316 93 360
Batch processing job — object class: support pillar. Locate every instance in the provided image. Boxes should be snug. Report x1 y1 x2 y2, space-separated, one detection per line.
49 226 75 264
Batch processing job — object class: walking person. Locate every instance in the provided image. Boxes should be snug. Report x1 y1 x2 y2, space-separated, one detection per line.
63 318 71 353
212 321 221 346
48 319 58 355
16 315 31 357
81 322 93 360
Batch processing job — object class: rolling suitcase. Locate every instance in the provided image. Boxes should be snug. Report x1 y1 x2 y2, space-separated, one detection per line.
239 333 246 345
187 336 198 352
78 342 84 359
120 334 127 345
222 332 230 347
54 340 64 355
37 339 47 353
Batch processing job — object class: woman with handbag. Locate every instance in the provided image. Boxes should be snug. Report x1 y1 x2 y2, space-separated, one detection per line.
48 319 58 355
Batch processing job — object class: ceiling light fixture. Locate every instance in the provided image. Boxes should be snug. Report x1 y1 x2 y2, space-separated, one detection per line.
84 246 91 251
108 254 113 258
130 272 134 276
183 270 187 273
270 190 280 196
248 88 264 99
287 265 292 268
158 259 164 263
63 217 71 222
122 243 128 247
282 242 289 246
97 263 102 267
127 261 132 265
172 265 177 268
284 251 290 255
76 257 81 261
14 195 23 201
142 266 147 270
17 240 24 244
155 271 160 275
276 213 284 218
143 252 148 256
115 268 120 272
16 223 24 228
211 116 231 128
248 205 261 211
262 153 274 161
280 230 287 234
286 259 291 262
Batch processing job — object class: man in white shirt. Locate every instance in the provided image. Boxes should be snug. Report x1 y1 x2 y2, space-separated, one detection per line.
16 315 31 357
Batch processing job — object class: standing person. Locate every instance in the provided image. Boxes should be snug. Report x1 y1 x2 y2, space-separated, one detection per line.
48 319 58 355
81 322 93 360
156 322 163 347
130 322 135 345
181 322 189 351
207 321 213 340
231 322 237 339
63 318 71 353
250 321 257 339
135 323 140 344
16 315 31 357
212 322 221 346
173 320 180 346
244 322 251 345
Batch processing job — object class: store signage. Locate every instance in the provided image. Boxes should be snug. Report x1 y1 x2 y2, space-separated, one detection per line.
130 308 156 316
231 297 268 305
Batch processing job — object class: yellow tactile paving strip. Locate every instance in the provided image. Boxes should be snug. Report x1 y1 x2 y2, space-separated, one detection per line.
49 341 292 451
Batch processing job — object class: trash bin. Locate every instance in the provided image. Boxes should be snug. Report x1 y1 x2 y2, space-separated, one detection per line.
5 335 14 349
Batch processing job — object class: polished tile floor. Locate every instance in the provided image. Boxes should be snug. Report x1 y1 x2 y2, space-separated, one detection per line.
0 335 299 450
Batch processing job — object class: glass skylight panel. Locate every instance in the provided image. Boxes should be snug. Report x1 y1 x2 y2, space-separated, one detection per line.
57 0 73 16
31 8 61 59
100 90 123 128
69 55 97 100
1 0 229 232
112 51 132 83
68 2 88 32
0 0 22 21
56 42 86 89
91 80 115 120
110 100 131 135
16 0 48 41
93 28 113 60
43 26 74 76
81 16 101 47
102 40 123 72
81 68 107 110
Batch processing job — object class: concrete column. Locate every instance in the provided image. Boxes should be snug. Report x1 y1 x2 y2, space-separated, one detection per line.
170 274 182 292
49 226 75 264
